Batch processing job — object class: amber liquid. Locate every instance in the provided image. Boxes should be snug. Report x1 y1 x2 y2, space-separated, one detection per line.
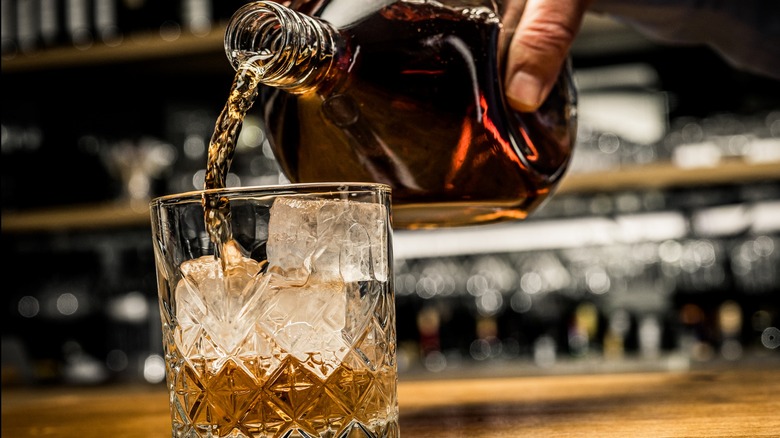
207 1 575 231
262 0 576 229
203 64 262 254
169 355 397 437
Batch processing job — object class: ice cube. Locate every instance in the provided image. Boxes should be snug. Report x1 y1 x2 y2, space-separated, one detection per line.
258 274 350 369
175 240 268 356
267 197 388 282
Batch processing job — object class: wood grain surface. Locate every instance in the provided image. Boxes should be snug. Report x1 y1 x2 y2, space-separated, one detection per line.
2 367 778 437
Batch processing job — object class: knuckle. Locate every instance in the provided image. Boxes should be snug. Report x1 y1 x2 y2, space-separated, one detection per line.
519 18 578 57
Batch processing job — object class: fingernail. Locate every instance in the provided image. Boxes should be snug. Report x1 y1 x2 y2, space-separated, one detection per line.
507 71 543 112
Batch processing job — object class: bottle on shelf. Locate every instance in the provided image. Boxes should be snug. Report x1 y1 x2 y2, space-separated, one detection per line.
65 0 94 49
1 0 17 56
39 0 69 48
16 0 40 53
181 0 214 37
93 0 122 46
215 0 577 229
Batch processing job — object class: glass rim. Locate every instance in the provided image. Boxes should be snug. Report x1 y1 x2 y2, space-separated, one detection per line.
149 182 392 207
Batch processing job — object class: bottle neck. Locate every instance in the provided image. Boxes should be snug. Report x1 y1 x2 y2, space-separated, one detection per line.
224 1 344 94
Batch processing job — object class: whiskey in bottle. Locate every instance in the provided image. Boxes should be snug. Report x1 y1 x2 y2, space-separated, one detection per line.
215 0 577 229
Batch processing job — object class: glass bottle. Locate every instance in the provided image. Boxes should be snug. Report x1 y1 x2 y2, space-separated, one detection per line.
221 0 577 229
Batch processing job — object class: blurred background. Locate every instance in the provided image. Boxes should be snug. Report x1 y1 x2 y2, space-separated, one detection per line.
2 0 779 388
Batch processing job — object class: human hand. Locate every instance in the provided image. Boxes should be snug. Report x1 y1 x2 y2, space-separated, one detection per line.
505 0 592 112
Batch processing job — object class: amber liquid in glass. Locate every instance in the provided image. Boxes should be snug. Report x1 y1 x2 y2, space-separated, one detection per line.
171 355 397 437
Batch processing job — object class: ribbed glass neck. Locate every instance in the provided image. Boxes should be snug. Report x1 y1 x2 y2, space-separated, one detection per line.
224 1 342 94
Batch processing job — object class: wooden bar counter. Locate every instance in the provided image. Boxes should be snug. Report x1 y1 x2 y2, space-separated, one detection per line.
3 365 778 437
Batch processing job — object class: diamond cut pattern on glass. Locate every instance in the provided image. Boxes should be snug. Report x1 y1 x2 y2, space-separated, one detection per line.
324 356 375 412
206 361 261 431
166 256 396 437
175 253 268 356
264 357 323 416
343 282 377 346
352 319 387 372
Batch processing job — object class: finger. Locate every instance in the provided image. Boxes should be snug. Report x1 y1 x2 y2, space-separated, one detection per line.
505 0 590 112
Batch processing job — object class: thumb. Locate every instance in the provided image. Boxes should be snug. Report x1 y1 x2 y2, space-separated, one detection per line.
505 0 590 112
